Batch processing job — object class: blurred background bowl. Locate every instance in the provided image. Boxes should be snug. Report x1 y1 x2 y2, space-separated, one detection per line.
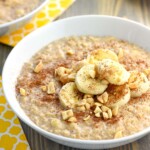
0 0 49 36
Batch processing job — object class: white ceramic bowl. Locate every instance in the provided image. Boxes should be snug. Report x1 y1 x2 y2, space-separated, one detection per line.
2 15 150 149
0 0 48 36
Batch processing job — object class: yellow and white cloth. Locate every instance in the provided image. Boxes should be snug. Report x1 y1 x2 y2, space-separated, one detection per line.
0 0 75 149
0 0 75 46
0 77 30 150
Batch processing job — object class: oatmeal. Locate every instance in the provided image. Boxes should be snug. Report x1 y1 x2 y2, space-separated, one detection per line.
16 36 150 140
0 0 40 24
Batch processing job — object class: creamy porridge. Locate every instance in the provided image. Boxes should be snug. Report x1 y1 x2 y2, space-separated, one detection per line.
0 0 40 24
16 36 150 140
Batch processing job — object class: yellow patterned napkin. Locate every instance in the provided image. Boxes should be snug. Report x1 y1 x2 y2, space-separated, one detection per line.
0 77 30 150
0 0 75 46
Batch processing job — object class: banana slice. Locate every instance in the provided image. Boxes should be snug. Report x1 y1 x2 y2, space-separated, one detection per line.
128 71 149 97
59 82 82 108
87 49 118 64
75 64 108 94
105 84 130 108
96 59 130 85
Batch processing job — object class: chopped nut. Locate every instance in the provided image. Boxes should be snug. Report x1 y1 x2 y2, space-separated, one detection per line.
55 67 72 84
19 88 26 96
66 49 75 55
61 109 74 120
107 109 112 118
89 70 96 78
83 115 90 121
94 102 102 106
94 106 102 114
95 113 101 117
97 92 108 104
112 106 119 116
34 61 43 73
41 86 47 92
102 112 109 120
47 82 55 94
101 106 109 112
68 117 77 122
118 48 124 59
76 99 86 106
143 68 150 76
83 94 93 99
114 130 123 138
55 67 71 76
85 103 91 110
76 106 86 112
51 119 59 127
86 97 94 106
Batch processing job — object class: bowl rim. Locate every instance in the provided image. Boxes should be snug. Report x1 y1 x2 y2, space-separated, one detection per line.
0 0 49 28
2 15 150 144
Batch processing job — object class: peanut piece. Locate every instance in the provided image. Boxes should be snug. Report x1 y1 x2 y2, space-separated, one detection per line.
94 106 102 114
114 130 123 139
107 109 112 118
101 106 109 112
95 113 101 118
34 61 43 73
68 117 77 122
97 92 108 104
112 106 119 116
83 115 90 121
20 88 26 96
47 82 55 94
102 112 109 120
61 109 73 120
41 86 47 92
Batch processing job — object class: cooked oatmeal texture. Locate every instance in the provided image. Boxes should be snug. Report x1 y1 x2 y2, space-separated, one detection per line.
0 0 40 24
16 36 150 140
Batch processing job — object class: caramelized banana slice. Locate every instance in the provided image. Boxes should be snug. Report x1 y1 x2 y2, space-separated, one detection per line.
129 71 149 97
75 64 108 94
96 59 130 85
59 82 82 108
88 49 118 64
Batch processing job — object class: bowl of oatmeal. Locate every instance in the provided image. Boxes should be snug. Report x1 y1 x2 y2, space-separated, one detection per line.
2 15 150 149
0 0 48 36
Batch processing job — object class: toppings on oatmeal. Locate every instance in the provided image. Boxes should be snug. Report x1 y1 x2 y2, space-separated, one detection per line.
57 48 150 122
87 49 118 64
19 88 26 96
112 106 119 116
75 64 108 94
97 92 108 104
55 67 72 84
83 115 90 121
96 59 130 85
59 82 82 108
128 71 149 97
47 82 56 94
114 130 123 139
40 85 47 92
34 60 43 73
61 109 74 120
